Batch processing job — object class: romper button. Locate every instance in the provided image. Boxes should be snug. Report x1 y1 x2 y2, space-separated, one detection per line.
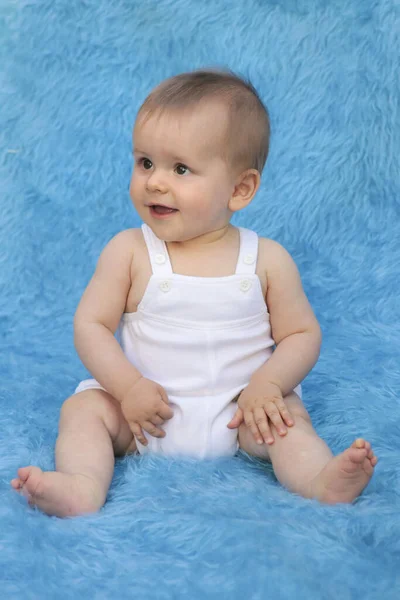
240 279 252 292
159 280 171 293
244 254 255 265
155 253 166 265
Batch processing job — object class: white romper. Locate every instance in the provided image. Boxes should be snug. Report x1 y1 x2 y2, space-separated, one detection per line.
75 224 301 458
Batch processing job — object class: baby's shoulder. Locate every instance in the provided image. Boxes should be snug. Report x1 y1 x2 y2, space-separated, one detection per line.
97 228 145 269
103 228 143 253
258 236 292 261
257 236 297 275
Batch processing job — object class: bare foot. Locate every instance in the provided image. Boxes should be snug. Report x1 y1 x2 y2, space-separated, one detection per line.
311 439 378 504
10 466 104 517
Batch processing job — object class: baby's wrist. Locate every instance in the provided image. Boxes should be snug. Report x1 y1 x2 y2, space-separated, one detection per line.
119 375 144 403
249 372 282 392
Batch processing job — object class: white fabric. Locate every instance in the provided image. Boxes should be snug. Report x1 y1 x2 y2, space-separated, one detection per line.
75 224 299 458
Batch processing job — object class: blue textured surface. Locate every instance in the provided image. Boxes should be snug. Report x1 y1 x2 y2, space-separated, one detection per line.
1 1 400 598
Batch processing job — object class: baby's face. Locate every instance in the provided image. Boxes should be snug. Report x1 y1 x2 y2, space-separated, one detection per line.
130 102 238 242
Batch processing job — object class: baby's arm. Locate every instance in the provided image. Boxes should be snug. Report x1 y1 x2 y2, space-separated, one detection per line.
74 230 173 443
228 240 322 443
73 230 142 401
251 239 322 394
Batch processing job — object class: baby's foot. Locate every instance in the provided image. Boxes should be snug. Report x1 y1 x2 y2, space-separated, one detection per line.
11 466 104 517
312 439 378 504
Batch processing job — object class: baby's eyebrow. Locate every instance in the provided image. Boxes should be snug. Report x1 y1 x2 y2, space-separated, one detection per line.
133 148 190 165
171 155 188 164
133 148 148 155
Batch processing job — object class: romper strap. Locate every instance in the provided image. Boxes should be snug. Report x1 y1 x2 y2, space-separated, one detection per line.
235 227 259 275
141 224 173 275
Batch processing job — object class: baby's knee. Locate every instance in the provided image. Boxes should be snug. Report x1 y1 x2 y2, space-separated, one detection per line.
238 423 271 461
60 389 121 434
291 406 313 429
284 392 313 427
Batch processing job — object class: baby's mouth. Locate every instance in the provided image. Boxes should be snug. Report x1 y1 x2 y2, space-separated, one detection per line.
150 204 178 215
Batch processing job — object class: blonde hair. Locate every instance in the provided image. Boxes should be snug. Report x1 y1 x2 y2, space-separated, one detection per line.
137 69 271 174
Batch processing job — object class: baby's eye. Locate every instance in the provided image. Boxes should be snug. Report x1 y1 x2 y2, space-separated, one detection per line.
175 163 190 176
138 157 153 170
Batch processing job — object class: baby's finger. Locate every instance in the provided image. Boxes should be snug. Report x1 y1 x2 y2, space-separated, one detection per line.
142 420 166 438
264 403 287 436
254 407 274 444
158 386 171 406
151 414 165 426
130 422 148 446
244 411 264 445
276 399 294 427
227 407 244 429
158 399 174 420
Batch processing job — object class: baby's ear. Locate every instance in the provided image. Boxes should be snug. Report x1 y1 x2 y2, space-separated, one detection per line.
229 169 260 212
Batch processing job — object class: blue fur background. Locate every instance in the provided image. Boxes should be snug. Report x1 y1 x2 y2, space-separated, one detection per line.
1 0 399 597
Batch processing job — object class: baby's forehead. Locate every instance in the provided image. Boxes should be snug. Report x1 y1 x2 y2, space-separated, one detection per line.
134 101 230 158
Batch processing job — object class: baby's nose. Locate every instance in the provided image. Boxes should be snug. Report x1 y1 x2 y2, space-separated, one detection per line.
146 170 168 193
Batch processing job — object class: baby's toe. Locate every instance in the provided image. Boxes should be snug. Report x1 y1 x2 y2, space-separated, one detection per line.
16 466 44 497
348 446 368 466
17 466 34 483
363 443 377 465
10 478 22 490
363 456 375 476
353 438 366 450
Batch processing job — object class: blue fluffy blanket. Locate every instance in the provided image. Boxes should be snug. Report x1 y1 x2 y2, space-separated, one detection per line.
1 0 399 598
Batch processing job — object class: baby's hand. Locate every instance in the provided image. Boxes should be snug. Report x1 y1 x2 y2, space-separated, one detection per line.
227 382 294 445
120 377 173 446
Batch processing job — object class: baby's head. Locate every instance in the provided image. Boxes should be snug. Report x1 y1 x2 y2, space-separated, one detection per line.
130 69 270 242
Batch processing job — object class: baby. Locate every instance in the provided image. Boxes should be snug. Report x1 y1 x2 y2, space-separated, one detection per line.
11 69 377 517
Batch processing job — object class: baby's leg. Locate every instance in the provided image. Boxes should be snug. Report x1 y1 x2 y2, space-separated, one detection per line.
11 389 135 517
238 392 377 504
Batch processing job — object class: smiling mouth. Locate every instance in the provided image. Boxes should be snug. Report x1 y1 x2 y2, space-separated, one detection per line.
149 204 178 215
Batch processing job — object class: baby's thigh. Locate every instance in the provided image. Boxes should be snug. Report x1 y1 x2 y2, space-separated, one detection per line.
238 391 312 460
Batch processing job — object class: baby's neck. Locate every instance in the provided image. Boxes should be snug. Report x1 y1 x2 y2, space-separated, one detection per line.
167 224 234 252
165 224 239 278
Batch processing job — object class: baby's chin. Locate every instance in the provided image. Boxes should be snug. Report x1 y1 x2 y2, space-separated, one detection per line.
148 224 192 244
147 219 231 245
